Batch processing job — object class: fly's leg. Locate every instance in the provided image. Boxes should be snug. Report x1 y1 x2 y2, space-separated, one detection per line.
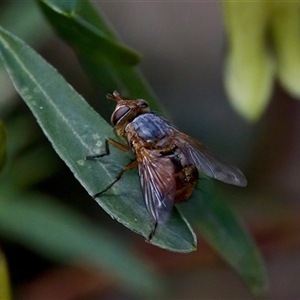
146 222 158 242
86 138 130 160
86 138 136 197
93 159 138 198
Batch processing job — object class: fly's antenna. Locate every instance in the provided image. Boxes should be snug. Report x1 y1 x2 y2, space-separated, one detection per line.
106 90 122 102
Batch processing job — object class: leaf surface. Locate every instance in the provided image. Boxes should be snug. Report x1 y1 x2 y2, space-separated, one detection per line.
180 181 268 294
0 26 196 252
0 189 163 296
39 0 165 114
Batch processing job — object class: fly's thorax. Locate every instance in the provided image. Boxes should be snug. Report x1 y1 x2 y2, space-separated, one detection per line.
130 113 171 143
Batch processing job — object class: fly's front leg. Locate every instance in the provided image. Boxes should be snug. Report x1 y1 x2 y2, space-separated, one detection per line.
86 137 130 160
86 137 136 197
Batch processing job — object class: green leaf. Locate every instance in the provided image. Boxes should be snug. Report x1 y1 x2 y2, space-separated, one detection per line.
0 121 6 171
0 189 163 297
38 0 166 115
270 2 300 99
0 0 51 46
222 2 275 122
179 181 268 294
39 0 140 67
0 26 196 252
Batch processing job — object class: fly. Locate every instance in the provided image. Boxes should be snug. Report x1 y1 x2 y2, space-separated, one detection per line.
86 91 247 240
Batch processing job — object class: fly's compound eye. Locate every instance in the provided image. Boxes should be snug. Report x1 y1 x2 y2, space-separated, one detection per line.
111 106 130 126
137 100 149 108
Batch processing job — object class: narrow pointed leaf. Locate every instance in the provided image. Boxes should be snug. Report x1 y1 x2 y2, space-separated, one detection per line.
270 2 300 99
0 26 196 252
223 2 275 122
39 0 140 67
0 189 163 297
179 181 268 294
38 0 165 114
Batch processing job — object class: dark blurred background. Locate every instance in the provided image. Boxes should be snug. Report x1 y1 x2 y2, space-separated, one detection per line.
1 1 300 299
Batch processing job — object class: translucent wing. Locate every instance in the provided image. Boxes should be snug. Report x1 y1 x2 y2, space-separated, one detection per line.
138 150 177 224
173 132 248 187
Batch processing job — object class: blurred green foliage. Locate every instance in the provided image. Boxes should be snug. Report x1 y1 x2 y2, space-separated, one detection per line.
223 2 300 121
0 0 268 297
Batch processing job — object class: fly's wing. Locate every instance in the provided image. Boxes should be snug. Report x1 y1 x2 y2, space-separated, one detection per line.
138 151 176 225
173 132 248 187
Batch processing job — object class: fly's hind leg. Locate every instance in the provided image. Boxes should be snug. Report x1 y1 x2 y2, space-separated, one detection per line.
86 138 137 198
146 222 158 242
93 159 138 198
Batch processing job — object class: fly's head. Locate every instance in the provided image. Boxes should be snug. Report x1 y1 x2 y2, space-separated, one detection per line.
107 91 150 137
